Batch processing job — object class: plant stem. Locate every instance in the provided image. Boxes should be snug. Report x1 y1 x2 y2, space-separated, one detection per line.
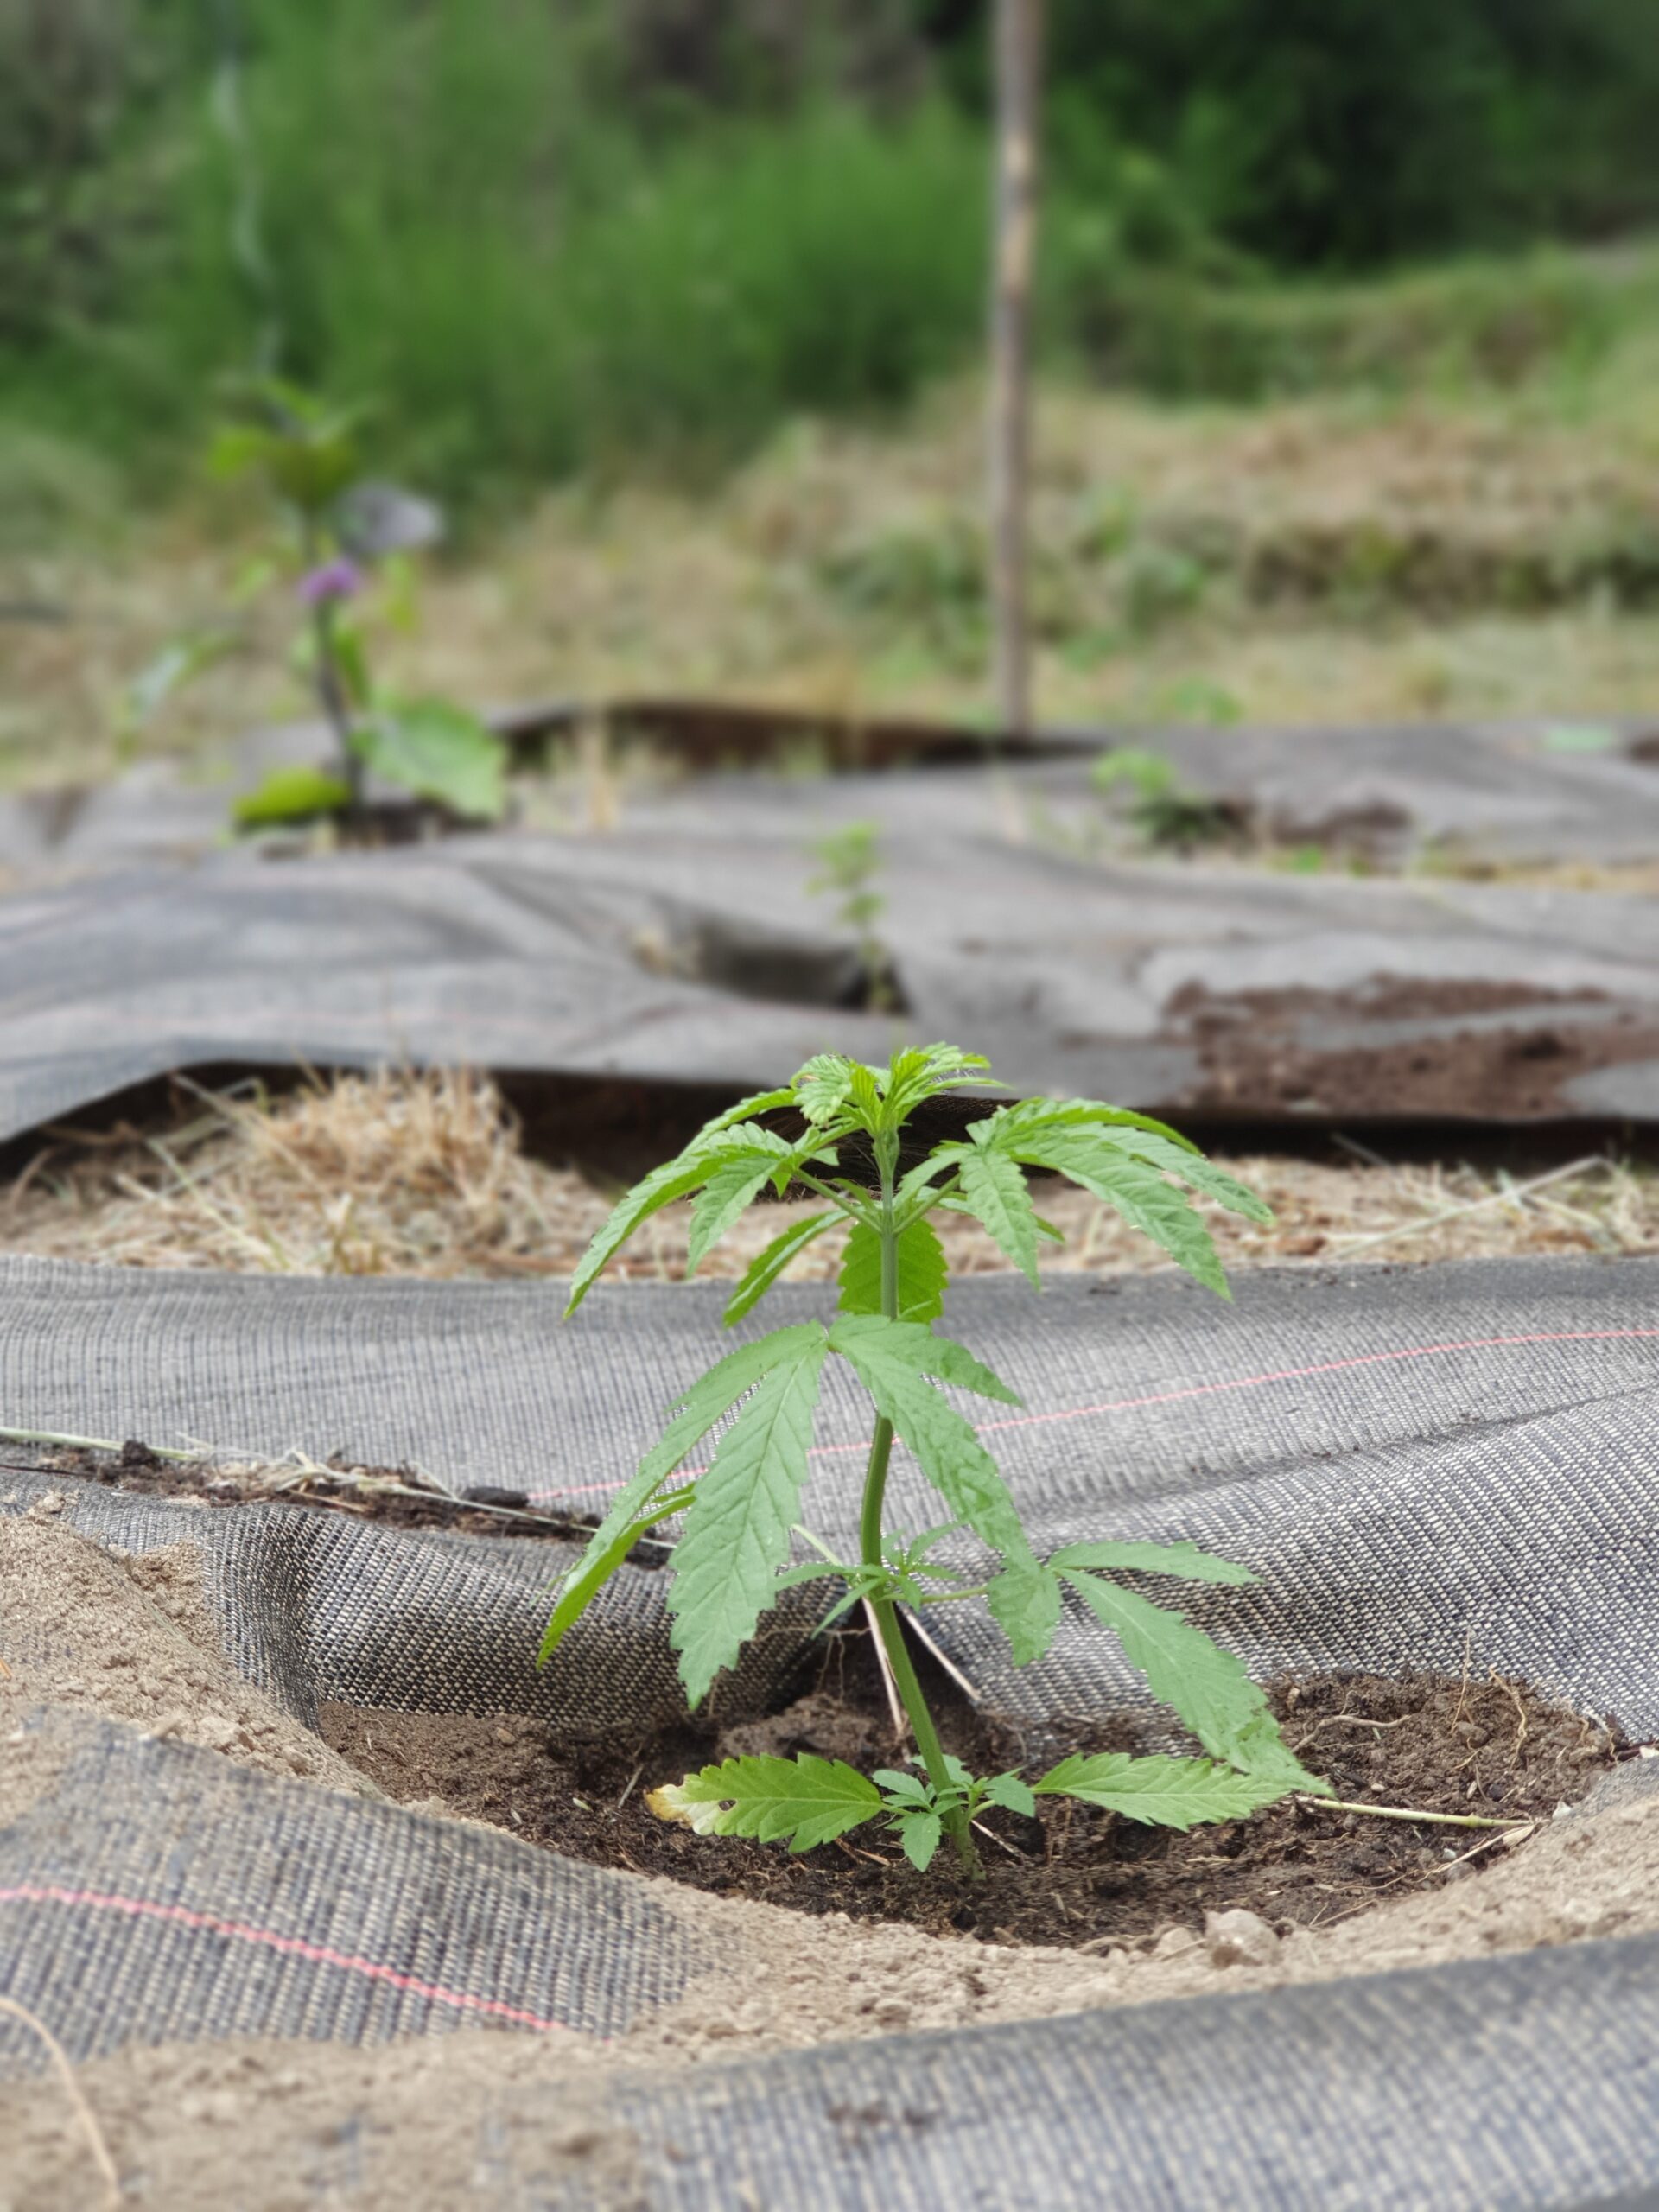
859 1138 980 1874
303 519 362 814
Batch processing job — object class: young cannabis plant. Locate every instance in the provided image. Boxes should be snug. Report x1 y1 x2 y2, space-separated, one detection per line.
543 1046 1325 1873
806 821 896 1012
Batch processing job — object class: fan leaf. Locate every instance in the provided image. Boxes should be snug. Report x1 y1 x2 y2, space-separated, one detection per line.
649 1754 882 1851
668 1332 830 1704
1034 1752 1295 1828
836 1217 947 1324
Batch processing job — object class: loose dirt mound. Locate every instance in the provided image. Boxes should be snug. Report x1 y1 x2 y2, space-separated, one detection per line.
0 1512 370 1801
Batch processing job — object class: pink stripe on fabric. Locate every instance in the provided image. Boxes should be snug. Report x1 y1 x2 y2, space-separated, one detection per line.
0 1885 580 2037
531 1325 1659 1502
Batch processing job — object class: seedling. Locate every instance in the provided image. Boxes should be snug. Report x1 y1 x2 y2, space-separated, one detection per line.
806 822 897 1010
128 377 505 830
1092 745 1240 852
543 1045 1325 1874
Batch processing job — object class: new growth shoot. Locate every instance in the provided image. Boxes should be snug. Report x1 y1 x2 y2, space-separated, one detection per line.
543 1046 1326 1874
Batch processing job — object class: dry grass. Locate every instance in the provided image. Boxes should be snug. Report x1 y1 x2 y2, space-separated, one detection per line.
3 1068 1654 1284
11 372 1659 794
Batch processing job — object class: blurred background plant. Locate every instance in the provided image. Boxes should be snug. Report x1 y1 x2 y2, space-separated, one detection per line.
7 0 1658 500
806 819 899 1011
127 376 505 828
1090 744 1243 852
6 0 1659 782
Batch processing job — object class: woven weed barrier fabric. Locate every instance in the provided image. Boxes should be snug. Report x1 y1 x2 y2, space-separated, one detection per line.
6 1252 1659 2205
604 1935 1659 2212
8 712 1659 880
3 1252 1659 1729
6 818 1659 1147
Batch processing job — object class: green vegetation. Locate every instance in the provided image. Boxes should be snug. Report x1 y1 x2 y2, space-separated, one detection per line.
806 823 895 1009
544 1044 1322 1873
5 0 1659 510
135 378 505 826
1092 747 1240 853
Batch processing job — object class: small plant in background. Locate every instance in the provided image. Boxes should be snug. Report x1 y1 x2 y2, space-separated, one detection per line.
1092 745 1242 854
129 378 506 831
806 822 898 1012
543 1045 1325 1874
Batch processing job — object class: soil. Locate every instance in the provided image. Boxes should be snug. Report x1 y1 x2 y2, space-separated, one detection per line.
0 1512 372 1798
1166 974 1659 1119
4 1515 1657 2209
22 1439 656 1550
320 1635 1620 1955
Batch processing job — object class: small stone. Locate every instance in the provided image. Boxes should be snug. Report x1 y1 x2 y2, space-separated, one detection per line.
1204 1908 1281 1969
148 1711 189 1739
1149 1926 1192 1961
872 1997 912 2029
195 1714 238 1751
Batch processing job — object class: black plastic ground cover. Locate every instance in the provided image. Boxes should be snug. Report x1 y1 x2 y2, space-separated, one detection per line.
5 800 1659 1149
4 1256 1659 2204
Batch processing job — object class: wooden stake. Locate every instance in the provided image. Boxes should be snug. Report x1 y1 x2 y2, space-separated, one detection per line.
988 0 1045 741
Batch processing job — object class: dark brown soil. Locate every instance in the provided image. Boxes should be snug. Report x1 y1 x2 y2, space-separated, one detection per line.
1167 974 1659 1119
22 1440 662 1553
320 1637 1621 1953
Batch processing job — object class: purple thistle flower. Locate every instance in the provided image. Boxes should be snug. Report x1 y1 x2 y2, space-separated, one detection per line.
297 556 365 607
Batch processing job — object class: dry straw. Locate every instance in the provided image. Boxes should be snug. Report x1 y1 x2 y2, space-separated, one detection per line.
0 1067 1651 1282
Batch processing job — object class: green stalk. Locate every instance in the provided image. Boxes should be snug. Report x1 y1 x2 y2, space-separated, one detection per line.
859 1135 979 1874
303 518 363 816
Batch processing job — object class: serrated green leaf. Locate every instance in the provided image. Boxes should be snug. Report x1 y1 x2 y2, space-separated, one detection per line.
872 1768 932 1804
881 1044 996 1124
1033 1752 1294 1828
1049 1539 1257 1586
538 1324 826 1662
828 1316 1056 1662
704 1088 797 1135
668 1332 830 1704
568 1126 812 1314
1105 1131 1274 1224
686 1133 797 1273
1062 1571 1323 1789
793 1053 859 1124
896 1810 943 1871
650 1754 882 1851
723 1212 838 1325
983 1771 1037 1817
827 1315 1021 1407
957 1144 1040 1286
836 1217 946 1324
642 1324 829 1489
565 1154 721 1315
969 1096 1199 1154
1006 1134 1230 1298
